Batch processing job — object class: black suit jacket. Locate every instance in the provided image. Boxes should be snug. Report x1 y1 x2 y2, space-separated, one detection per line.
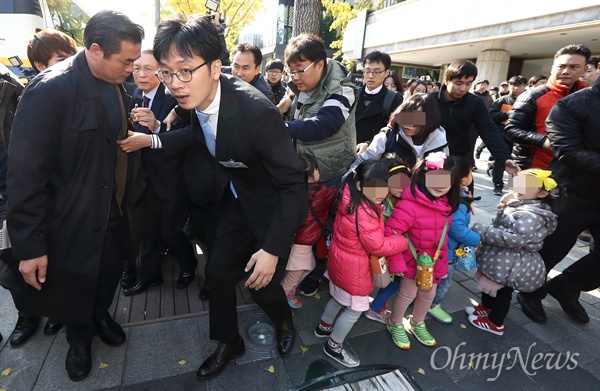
355 85 403 143
159 74 307 257
130 83 185 200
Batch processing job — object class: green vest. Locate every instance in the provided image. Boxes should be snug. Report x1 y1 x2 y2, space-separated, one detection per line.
287 59 358 182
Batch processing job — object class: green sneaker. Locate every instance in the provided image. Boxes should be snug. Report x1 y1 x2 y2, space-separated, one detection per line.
408 316 437 346
387 320 410 350
428 304 453 325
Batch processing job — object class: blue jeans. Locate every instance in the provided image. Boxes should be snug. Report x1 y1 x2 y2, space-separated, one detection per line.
432 261 455 307
370 276 401 312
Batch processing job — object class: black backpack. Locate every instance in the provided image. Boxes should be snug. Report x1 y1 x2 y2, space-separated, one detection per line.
0 72 24 151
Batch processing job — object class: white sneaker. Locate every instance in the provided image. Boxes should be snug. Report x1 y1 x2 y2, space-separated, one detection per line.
323 343 360 367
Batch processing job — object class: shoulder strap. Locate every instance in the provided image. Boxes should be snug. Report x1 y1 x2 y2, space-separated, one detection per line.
382 89 397 114
308 200 328 237
385 127 397 152
404 217 448 262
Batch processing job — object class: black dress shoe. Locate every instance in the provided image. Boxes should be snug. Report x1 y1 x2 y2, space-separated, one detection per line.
199 282 210 300
123 279 163 297
197 337 245 380
277 314 296 356
44 319 64 335
120 266 137 289
9 315 40 346
547 280 589 323
177 271 195 289
517 292 547 324
94 313 126 346
65 343 92 381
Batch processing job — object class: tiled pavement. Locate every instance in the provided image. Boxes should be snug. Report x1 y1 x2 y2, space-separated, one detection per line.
1 153 600 391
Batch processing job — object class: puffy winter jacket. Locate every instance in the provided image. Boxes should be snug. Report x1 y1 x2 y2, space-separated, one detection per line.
294 183 336 245
327 186 407 296
385 186 453 284
505 78 587 169
447 201 481 261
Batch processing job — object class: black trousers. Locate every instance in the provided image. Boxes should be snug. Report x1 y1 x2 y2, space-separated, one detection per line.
522 200 600 301
492 139 513 187
137 183 197 283
207 192 290 344
482 286 514 326
66 201 125 346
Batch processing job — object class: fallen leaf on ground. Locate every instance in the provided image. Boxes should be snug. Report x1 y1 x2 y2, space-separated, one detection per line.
417 368 425 375
314 293 321 300
1 387 7 391
460 324 467 329
1 368 12 376
300 346 309 356
266 365 275 373
98 362 108 369
179 360 187 365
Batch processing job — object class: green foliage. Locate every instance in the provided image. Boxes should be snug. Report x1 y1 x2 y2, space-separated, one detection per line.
47 0 87 45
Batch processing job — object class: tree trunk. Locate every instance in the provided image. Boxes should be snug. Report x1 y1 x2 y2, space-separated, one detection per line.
293 0 321 37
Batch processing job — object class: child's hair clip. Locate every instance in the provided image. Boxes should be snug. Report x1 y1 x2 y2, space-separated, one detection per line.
424 152 447 170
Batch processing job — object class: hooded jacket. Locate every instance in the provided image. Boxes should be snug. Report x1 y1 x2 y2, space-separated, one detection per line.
385 186 453 284
327 186 407 296
294 183 336 245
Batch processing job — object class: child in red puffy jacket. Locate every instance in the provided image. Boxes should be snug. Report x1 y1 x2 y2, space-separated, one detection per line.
281 154 335 308
314 160 407 368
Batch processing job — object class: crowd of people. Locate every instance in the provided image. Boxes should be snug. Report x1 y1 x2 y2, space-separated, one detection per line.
0 8 598 383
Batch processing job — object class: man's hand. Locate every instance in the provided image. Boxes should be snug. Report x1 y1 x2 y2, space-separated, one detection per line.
163 109 180 131
117 131 152 153
356 142 369 155
277 94 293 115
19 255 48 290
542 138 552 150
131 108 160 131
504 159 520 176
244 249 278 290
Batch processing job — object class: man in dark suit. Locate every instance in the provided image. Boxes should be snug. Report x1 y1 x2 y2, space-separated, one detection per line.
119 15 306 380
122 49 197 296
7 11 144 381
355 51 403 144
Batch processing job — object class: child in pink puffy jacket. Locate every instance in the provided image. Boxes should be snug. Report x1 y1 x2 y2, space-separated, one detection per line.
314 160 407 368
385 153 465 349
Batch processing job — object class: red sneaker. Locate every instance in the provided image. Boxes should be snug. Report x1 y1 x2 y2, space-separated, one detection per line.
468 315 504 336
465 304 491 317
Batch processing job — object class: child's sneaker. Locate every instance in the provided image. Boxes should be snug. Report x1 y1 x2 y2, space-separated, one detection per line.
323 343 360 367
364 308 391 324
468 315 505 335
286 291 302 309
387 320 410 349
428 304 453 324
408 316 436 346
314 324 332 338
465 303 491 317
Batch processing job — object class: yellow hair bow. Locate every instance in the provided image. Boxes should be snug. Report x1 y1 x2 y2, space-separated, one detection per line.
522 169 557 191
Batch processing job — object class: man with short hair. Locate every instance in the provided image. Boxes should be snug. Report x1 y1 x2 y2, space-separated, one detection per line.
505 44 590 170
27 28 77 73
490 86 500 101
499 81 509 96
230 42 273 101
354 50 402 144
473 79 493 109
118 15 306 380
488 75 528 195
580 56 600 87
265 58 287 106
8 10 144 381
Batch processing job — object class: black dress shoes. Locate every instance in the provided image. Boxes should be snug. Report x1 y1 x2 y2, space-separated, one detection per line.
44 319 64 335
9 315 40 347
177 271 195 289
123 279 163 297
94 312 126 346
517 292 547 324
196 337 245 380
547 279 589 323
65 343 92 381
277 314 296 355
120 265 137 289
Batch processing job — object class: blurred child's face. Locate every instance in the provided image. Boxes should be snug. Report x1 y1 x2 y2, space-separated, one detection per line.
425 170 452 197
388 173 411 199
511 174 548 200
360 179 388 205
308 167 320 183
396 107 426 137
462 171 473 187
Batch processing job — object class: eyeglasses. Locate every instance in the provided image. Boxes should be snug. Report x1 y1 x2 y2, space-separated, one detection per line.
133 67 158 75
156 62 207 84
287 61 317 78
363 69 386 76
267 69 282 75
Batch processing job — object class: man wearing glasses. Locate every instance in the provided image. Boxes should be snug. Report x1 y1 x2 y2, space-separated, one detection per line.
118 15 306 380
355 51 403 144
265 58 288 107
121 49 197 297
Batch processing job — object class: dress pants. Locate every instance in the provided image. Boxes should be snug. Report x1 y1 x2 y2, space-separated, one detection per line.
138 183 197 282
522 200 600 301
66 200 125 346
207 191 290 345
